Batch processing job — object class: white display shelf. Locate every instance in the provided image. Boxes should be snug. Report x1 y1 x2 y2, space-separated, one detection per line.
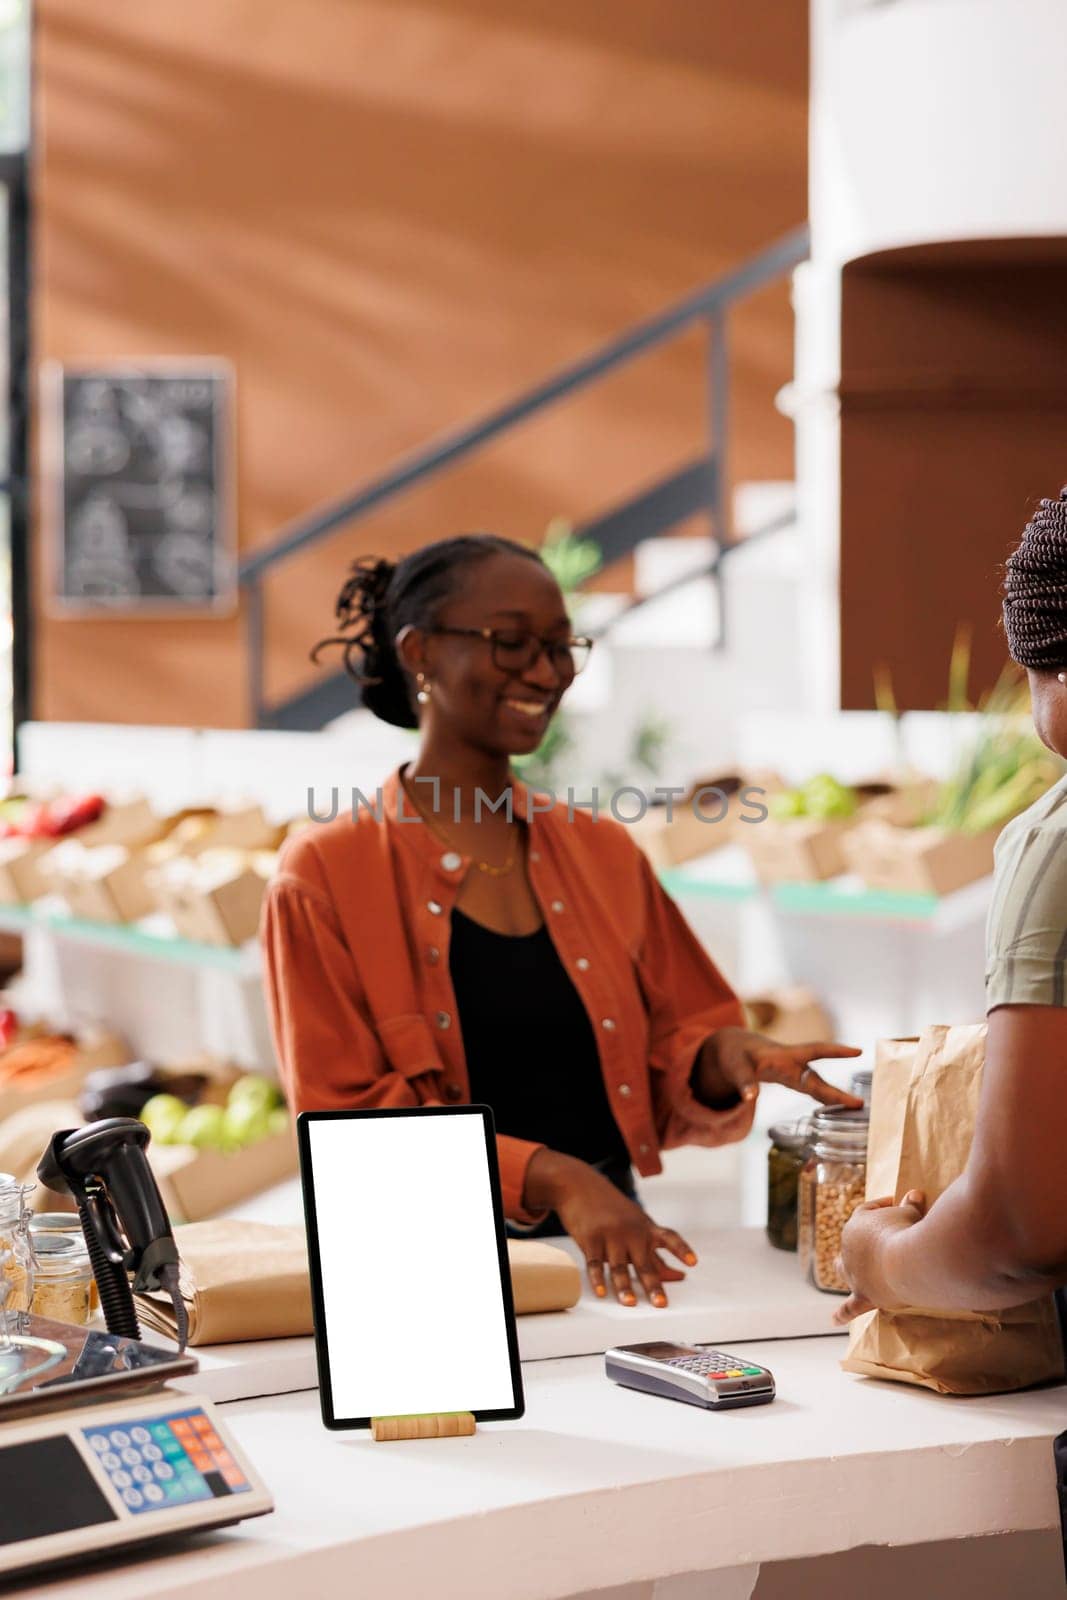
0 898 260 976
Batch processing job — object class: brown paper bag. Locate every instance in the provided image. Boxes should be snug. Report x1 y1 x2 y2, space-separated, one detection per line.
843 1023 1065 1395
136 1220 312 1345
136 1221 581 1346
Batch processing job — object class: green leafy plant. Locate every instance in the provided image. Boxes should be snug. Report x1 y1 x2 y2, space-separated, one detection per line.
598 710 675 794
537 517 603 598
512 713 575 791
926 675 1058 834
876 627 1061 836
513 519 599 789
514 522 677 793
629 710 672 779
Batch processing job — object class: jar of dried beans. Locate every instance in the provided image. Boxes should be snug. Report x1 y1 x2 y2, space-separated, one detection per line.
802 1108 869 1294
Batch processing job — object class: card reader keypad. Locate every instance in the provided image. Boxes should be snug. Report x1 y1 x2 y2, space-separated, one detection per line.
84 1409 250 1514
666 1353 766 1380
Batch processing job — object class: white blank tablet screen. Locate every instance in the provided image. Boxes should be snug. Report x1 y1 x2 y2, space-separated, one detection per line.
306 1112 519 1420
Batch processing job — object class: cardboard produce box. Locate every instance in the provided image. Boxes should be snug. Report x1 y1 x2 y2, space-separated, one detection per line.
742 776 939 886
149 1128 298 1223
0 1026 131 1124
743 987 833 1046
149 850 268 946
41 841 155 924
179 806 285 858
743 814 855 884
841 819 1000 897
76 796 166 852
632 771 781 871
0 837 56 904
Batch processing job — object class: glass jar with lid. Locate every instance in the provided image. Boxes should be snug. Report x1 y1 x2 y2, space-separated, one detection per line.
850 1068 873 1105
801 1107 869 1294
766 1120 811 1252
0 1175 36 1318
29 1230 93 1326
31 1213 98 1315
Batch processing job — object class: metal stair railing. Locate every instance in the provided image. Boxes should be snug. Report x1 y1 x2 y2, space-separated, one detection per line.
239 224 809 729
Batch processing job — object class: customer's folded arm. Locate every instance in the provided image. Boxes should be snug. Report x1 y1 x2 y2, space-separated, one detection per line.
879 1005 1067 1312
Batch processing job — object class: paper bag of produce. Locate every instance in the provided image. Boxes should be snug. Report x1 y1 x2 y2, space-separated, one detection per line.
136 1223 581 1345
843 1023 1065 1395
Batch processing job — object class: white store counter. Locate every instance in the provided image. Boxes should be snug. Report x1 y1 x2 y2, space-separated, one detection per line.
17 1317 1067 1598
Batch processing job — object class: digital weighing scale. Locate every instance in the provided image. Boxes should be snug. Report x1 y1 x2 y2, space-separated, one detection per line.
0 1313 273 1581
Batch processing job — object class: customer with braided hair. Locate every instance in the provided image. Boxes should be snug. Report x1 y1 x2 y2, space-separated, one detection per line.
263 533 859 1308
839 487 1067 1323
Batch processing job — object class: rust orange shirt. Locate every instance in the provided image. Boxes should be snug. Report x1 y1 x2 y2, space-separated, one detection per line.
260 769 755 1221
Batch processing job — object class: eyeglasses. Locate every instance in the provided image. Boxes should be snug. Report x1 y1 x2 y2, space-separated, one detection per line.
427 626 593 679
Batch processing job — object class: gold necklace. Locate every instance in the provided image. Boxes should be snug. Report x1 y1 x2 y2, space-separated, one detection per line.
403 782 519 877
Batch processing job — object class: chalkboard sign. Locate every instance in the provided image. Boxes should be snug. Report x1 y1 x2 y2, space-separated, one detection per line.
46 363 234 614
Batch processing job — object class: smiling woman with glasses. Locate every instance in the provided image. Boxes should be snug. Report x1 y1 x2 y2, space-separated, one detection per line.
263 533 860 1310
426 624 593 681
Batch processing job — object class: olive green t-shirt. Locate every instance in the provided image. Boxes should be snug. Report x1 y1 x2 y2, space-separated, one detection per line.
985 773 1067 1010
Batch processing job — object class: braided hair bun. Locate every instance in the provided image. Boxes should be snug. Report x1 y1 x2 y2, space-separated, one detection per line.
1003 488 1067 672
311 534 544 728
310 555 413 726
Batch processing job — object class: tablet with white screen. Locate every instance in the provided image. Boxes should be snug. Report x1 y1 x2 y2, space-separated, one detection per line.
298 1106 524 1429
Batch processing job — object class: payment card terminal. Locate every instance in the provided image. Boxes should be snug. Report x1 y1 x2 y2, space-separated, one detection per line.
605 1341 776 1410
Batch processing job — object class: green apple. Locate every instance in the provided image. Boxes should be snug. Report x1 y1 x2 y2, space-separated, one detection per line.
140 1094 190 1145
223 1098 271 1149
227 1074 282 1114
177 1104 230 1151
769 789 805 820
801 774 857 820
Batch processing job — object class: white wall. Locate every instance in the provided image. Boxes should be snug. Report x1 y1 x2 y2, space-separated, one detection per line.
811 0 1067 269
797 0 1067 710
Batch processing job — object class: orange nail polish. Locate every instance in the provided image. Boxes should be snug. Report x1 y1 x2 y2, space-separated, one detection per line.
622 1294 636 1306
684 1253 698 1266
652 1294 666 1308
595 1285 606 1297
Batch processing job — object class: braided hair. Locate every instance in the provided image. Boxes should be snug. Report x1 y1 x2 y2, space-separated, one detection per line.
1003 489 1067 672
311 534 545 727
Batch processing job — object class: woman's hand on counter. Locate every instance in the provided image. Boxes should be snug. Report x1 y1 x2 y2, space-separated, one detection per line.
693 1028 865 1111
522 1148 696 1308
832 1190 927 1324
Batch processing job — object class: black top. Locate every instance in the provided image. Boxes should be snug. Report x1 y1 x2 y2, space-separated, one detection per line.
448 908 631 1171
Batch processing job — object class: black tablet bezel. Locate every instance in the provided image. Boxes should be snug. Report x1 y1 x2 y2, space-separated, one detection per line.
297 1104 525 1430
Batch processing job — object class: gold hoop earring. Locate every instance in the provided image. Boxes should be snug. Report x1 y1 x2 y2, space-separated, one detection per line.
415 673 432 706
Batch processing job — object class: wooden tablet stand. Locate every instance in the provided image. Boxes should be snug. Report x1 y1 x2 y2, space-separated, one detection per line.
370 1412 476 1442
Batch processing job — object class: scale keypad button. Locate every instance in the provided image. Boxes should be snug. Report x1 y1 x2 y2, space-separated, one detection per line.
85 1408 250 1514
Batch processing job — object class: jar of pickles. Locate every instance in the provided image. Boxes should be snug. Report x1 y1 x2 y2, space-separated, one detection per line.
799 1107 869 1293
30 1232 93 1326
766 1120 811 1251
0 1175 36 1317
